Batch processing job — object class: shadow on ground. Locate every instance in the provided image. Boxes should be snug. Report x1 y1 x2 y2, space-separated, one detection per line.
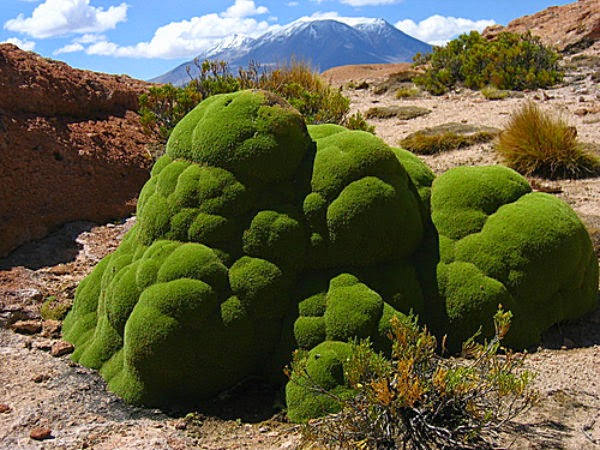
540 295 600 349
0 221 95 270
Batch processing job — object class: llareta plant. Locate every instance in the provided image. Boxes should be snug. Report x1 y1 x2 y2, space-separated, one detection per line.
287 307 538 449
62 90 598 424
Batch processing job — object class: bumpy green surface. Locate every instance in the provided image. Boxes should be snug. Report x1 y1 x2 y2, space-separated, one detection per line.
63 90 598 420
286 341 354 423
432 165 598 348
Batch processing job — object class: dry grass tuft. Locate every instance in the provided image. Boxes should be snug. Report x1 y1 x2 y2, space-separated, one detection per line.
495 101 600 179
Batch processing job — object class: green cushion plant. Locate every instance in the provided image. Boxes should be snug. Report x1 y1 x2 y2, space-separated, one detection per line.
63 90 598 421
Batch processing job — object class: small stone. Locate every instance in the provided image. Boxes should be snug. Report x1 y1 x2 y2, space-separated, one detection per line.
32 373 51 383
17 288 44 303
174 419 187 430
30 427 53 441
41 320 62 338
49 264 70 275
258 426 270 433
32 339 53 351
574 108 589 116
51 341 74 357
0 404 10 414
11 320 43 335
578 96 586 103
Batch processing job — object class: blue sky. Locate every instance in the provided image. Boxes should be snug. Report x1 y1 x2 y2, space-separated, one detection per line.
0 0 572 80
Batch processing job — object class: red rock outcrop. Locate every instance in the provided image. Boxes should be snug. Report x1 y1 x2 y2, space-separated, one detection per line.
0 44 155 257
484 0 600 52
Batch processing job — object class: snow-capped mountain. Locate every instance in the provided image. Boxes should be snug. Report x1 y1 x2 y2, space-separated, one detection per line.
151 18 431 86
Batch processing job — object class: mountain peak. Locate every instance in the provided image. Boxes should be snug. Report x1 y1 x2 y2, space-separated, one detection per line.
151 17 431 85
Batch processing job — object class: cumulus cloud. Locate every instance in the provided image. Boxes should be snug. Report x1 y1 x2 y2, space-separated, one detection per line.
396 15 495 46
58 0 272 59
54 33 104 54
222 0 268 18
340 0 401 6
4 0 128 39
2 37 36 51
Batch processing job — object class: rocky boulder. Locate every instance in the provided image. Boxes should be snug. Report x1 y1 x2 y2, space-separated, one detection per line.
0 44 155 257
484 0 600 53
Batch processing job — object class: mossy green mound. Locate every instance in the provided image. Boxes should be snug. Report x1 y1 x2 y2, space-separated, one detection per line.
63 90 598 420
431 165 598 348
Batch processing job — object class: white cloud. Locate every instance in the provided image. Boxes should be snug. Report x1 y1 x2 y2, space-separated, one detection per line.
93 16 270 58
2 37 36 51
63 1 273 59
54 42 84 54
286 1 299 6
76 33 106 44
222 0 268 19
4 0 128 39
396 15 495 46
340 0 400 6
54 33 104 54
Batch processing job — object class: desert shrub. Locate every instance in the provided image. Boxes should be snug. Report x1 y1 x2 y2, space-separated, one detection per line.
342 111 375 133
40 296 71 321
365 105 431 120
291 309 537 449
139 84 203 144
395 85 422 99
245 59 350 124
139 59 365 146
495 101 600 178
480 85 510 100
400 123 499 154
414 31 563 95
186 59 241 98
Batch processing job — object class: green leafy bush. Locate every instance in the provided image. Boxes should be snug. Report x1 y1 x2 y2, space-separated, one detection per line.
139 84 203 144
342 111 375 134
139 59 374 149
495 101 600 178
186 59 241 98
414 31 563 95
291 309 538 449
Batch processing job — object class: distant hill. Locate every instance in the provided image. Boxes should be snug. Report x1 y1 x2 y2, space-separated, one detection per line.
483 0 599 53
151 18 431 86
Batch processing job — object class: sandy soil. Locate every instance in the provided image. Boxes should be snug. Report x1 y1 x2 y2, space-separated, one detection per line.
0 48 599 450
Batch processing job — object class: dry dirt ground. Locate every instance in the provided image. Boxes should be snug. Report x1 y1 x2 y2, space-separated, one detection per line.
1 47 599 450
